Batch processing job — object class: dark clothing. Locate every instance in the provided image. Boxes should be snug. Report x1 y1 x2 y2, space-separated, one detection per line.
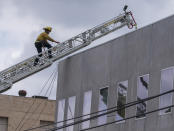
35 40 52 55
34 40 52 65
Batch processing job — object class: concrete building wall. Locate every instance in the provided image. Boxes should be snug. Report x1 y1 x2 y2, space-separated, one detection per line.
56 14 174 131
0 94 56 131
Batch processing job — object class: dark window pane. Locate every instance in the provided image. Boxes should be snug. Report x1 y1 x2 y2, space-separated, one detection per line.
136 74 149 118
98 87 108 125
160 68 173 115
82 91 92 129
116 81 128 121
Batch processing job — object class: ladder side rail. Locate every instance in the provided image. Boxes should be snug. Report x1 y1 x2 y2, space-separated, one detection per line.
0 54 47 75
0 57 35 80
1 43 87 84
52 42 89 62
92 22 127 42
0 12 130 83
0 11 136 92
0 43 64 78
88 13 125 32
0 40 87 84
0 53 52 81
12 62 52 83
51 14 130 61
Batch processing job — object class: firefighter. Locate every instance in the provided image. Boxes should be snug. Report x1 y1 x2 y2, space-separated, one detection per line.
34 27 60 66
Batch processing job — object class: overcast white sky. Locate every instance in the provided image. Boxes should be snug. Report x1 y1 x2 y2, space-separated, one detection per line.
1 0 174 99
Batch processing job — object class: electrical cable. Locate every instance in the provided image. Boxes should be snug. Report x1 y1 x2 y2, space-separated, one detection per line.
47 71 57 97
24 88 174 131
39 68 57 95
80 104 174 131
47 89 174 131
18 69 58 131
48 92 174 131
29 70 58 130
26 88 174 131
14 68 57 131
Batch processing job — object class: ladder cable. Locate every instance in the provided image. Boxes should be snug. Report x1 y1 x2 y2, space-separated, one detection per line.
0 7 137 93
22 70 58 131
14 68 57 131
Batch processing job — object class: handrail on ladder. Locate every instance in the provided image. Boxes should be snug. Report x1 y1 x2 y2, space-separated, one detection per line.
0 6 137 93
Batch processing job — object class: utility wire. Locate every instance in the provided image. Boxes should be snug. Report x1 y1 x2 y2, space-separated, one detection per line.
47 71 57 97
14 68 57 131
48 90 174 131
29 70 58 130
48 93 174 131
24 88 174 131
80 104 174 131
18 69 57 131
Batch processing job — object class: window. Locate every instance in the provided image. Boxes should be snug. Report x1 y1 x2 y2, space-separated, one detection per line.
0 117 8 131
81 91 92 129
66 96 76 131
57 99 65 131
98 87 108 125
116 80 128 122
159 67 174 115
40 121 54 131
136 74 149 118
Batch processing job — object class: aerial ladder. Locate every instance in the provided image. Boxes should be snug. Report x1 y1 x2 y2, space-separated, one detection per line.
0 6 137 93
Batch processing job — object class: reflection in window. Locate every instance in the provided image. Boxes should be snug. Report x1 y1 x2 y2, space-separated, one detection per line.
98 87 108 125
81 91 92 129
116 80 128 121
57 99 65 131
136 75 149 118
66 96 76 131
159 68 174 115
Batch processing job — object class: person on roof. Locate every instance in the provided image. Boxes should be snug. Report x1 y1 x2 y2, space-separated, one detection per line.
34 26 60 66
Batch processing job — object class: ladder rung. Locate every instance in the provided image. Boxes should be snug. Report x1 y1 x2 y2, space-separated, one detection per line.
0 11 136 93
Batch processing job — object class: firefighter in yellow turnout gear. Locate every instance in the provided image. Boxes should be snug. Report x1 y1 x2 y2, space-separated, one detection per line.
34 27 60 66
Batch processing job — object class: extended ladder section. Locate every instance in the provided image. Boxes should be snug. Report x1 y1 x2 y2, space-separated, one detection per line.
0 9 137 93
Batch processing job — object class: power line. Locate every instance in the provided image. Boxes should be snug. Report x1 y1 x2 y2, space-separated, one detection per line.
26 88 174 131
24 88 174 131
14 68 57 131
47 88 174 131
39 69 57 95
18 69 57 131
80 104 174 131
29 70 57 130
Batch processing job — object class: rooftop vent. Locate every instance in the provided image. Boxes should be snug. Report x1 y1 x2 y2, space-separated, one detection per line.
18 90 27 97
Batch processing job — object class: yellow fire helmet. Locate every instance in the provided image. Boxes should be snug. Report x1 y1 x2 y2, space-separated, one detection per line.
43 26 52 32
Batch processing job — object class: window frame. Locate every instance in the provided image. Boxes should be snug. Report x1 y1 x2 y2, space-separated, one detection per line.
57 99 65 131
115 80 128 124
159 67 174 115
81 90 92 129
97 86 109 125
135 74 149 120
66 96 76 131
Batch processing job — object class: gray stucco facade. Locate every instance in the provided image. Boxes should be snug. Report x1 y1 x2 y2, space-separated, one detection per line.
56 15 174 131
